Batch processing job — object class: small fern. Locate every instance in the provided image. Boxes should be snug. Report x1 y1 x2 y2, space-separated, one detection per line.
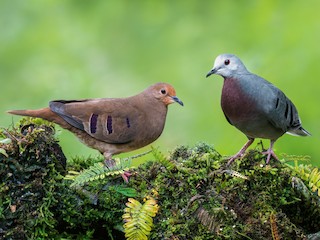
151 146 175 170
270 212 280 240
308 168 320 196
221 169 249 180
68 158 133 187
123 196 159 240
286 159 320 197
195 207 220 233
281 153 311 163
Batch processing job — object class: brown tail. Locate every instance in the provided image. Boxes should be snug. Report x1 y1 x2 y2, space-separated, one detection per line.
7 108 69 128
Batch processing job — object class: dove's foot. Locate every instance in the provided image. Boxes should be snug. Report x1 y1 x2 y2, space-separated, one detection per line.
262 140 278 164
227 138 254 166
104 158 132 183
121 171 132 183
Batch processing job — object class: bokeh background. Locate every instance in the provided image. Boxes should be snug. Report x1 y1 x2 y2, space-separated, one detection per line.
1 1 319 166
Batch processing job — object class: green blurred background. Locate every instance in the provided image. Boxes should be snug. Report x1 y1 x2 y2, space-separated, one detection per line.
1 0 319 165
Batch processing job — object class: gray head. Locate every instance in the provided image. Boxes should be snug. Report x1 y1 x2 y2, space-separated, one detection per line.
206 54 249 78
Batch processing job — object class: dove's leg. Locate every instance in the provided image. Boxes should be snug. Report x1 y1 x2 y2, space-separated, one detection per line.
104 152 116 168
227 138 254 165
262 140 279 164
103 152 132 183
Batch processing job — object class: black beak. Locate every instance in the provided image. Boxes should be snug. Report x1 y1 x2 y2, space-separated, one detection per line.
172 96 184 106
206 68 216 78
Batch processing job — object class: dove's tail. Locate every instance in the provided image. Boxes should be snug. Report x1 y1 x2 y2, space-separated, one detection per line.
7 108 68 128
287 126 311 137
8 108 54 120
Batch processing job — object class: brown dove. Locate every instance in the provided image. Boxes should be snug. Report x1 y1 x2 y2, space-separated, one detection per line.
8 82 183 163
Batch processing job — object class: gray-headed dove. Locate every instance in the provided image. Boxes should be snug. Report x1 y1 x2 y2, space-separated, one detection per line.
8 82 183 164
206 54 310 165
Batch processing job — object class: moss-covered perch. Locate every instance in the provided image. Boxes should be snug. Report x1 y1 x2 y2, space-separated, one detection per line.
0 119 320 239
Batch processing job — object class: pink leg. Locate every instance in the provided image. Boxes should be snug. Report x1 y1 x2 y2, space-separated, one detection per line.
227 138 254 165
105 159 116 168
262 140 279 164
121 171 132 183
104 153 132 183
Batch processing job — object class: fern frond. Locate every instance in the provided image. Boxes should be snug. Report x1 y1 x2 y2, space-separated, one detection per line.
151 146 175 170
123 196 159 240
287 161 320 197
309 168 320 195
281 154 310 165
70 158 133 187
270 212 280 240
222 169 249 180
195 207 219 233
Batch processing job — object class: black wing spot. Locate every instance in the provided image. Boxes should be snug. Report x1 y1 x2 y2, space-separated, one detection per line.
126 117 131 128
89 114 98 134
275 98 280 109
284 102 289 119
289 104 294 126
106 115 113 134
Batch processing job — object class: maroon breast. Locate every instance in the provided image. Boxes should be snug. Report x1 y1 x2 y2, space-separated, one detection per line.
221 78 257 125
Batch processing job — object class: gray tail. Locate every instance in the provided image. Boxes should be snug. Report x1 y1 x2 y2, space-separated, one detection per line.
287 126 311 137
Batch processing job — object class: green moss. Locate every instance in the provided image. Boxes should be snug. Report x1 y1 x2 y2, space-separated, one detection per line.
131 143 320 239
0 119 126 239
0 118 65 239
0 119 319 239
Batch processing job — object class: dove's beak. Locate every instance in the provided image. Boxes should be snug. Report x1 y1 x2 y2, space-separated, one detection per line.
206 68 217 78
171 96 184 106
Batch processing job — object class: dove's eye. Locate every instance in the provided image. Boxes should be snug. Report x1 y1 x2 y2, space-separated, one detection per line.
161 89 166 95
224 59 230 65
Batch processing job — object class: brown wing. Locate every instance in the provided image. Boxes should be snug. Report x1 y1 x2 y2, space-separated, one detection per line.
49 99 144 144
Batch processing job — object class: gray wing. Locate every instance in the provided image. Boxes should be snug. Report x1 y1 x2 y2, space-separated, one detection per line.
268 89 301 132
252 76 308 136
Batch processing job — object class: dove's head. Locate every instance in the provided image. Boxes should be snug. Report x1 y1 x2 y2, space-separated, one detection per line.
206 54 248 78
148 83 184 106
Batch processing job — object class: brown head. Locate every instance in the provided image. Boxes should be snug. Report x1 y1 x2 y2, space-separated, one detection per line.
146 82 184 106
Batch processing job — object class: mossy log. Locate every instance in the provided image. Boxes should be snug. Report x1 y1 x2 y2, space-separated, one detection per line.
0 119 319 239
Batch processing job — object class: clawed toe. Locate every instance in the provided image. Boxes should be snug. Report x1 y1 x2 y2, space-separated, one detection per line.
261 150 279 164
261 140 279 164
104 158 132 183
227 153 243 166
226 139 281 165
121 171 132 183
227 138 254 166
